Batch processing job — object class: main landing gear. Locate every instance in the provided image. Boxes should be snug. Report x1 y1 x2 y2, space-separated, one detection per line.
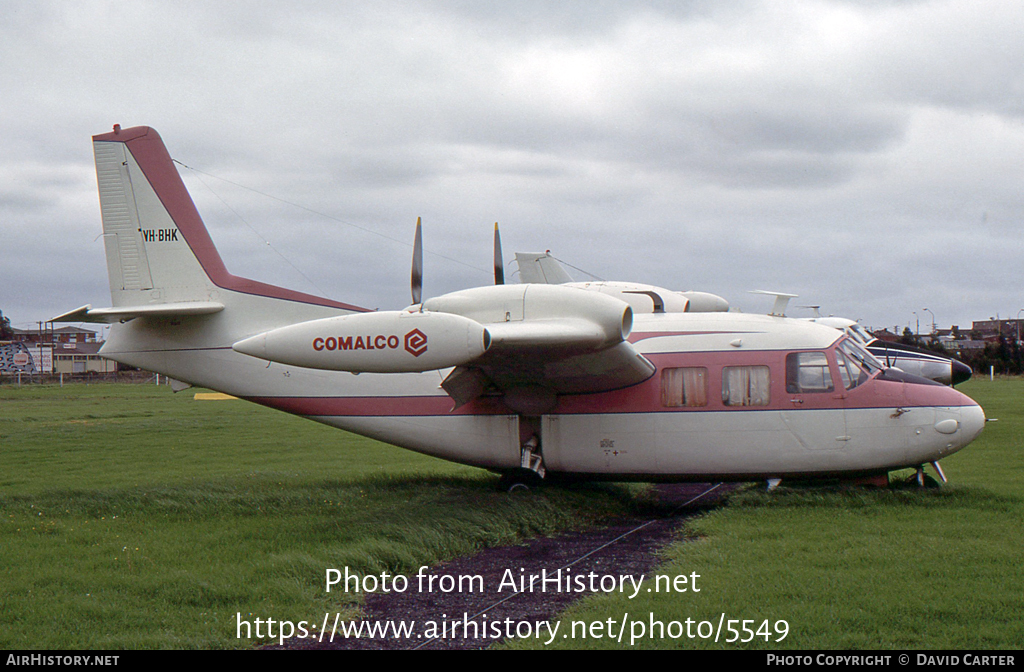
497 470 543 493
498 421 547 493
520 434 546 480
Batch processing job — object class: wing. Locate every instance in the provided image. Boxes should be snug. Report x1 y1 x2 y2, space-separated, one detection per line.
441 341 654 410
231 283 655 412
424 284 654 409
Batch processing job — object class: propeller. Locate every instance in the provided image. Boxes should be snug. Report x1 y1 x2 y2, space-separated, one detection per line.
412 218 503 303
411 217 423 305
493 222 504 285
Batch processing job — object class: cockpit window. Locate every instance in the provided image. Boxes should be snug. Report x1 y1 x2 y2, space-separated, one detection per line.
841 338 884 374
786 352 834 393
835 338 882 389
848 324 876 345
834 349 861 389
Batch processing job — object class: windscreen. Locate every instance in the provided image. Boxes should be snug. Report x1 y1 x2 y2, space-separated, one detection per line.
835 338 883 389
847 324 876 345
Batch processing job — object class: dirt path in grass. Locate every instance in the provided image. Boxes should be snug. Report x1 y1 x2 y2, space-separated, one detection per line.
277 482 732 650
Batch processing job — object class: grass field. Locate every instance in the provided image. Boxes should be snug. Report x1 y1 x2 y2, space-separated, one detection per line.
506 377 1024 649
1 379 1020 649
0 383 648 649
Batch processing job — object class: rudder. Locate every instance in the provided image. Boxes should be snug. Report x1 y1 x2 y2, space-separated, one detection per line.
90 125 363 313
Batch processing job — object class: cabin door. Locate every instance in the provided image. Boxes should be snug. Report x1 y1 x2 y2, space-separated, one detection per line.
780 351 848 451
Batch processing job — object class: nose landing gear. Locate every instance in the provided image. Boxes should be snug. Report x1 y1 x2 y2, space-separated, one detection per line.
903 462 945 489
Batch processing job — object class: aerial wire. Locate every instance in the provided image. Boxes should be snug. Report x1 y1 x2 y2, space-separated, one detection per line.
173 159 490 276
184 168 332 298
547 253 604 281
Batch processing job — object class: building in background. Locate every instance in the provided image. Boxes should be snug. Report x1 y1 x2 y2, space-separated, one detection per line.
10 325 97 345
970 319 1024 344
2 322 113 375
52 342 117 374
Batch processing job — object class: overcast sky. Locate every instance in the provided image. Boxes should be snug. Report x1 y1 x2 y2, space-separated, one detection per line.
2 1 1023 336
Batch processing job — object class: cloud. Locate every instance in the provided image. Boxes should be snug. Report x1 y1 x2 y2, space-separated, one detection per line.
1 1 1023 333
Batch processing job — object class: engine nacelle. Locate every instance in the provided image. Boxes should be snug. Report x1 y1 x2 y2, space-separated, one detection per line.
423 283 632 351
565 281 690 314
676 291 730 313
232 310 490 373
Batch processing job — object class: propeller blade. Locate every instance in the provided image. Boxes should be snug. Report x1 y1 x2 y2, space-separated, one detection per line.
493 222 504 285
411 217 423 305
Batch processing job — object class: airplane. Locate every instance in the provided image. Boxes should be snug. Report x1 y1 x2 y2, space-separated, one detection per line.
514 258 974 388
806 317 972 387
513 251 731 315
53 125 985 490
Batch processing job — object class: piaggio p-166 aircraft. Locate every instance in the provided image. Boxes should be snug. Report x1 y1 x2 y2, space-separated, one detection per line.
54 126 985 488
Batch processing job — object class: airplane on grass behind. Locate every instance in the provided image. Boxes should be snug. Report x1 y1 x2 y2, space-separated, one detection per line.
53 125 985 490
807 317 972 387
513 251 731 315
514 259 973 388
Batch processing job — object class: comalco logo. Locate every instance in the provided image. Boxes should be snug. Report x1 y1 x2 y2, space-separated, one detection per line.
404 329 428 357
311 329 428 357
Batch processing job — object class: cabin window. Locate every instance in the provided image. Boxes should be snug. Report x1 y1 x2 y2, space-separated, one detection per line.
722 365 771 406
661 367 708 407
786 352 834 393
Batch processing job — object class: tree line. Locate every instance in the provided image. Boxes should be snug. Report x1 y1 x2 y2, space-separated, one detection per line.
899 327 1024 376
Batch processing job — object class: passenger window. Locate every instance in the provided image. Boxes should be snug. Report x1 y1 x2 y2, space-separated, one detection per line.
722 366 770 406
661 367 708 407
786 352 834 393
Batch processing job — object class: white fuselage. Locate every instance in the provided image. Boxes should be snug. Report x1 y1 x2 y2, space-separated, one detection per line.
102 310 984 481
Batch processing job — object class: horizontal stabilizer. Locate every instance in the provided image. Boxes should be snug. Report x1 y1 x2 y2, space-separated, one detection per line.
749 290 798 317
50 301 224 324
515 252 575 284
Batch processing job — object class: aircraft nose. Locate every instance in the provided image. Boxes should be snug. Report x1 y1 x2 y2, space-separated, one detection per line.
952 359 973 386
958 402 986 447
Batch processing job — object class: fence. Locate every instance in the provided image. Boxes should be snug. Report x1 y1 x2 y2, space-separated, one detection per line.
0 370 172 386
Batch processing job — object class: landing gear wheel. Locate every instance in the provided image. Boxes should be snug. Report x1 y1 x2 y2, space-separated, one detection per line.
902 472 940 489
497 469 543 493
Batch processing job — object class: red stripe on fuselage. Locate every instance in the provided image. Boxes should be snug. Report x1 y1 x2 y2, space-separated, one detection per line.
555 350 975 414
244 394 510 417
244 350 976 419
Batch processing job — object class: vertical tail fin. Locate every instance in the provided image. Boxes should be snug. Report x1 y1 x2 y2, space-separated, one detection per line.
93 126 219 306
90 125 364 313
